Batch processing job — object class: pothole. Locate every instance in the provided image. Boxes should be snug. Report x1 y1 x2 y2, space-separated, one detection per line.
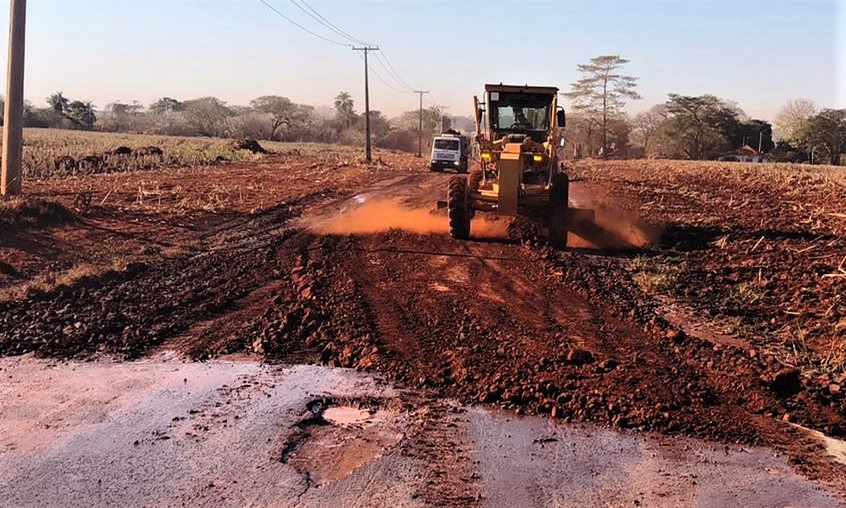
280 397 405 486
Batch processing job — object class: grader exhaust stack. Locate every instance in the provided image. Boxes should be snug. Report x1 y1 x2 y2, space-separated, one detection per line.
440 84 594 249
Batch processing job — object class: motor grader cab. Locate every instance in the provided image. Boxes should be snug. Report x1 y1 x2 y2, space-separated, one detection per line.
442 84 593 248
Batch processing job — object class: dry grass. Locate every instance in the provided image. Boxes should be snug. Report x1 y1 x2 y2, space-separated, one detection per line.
0 260 125 302
3 129 342 179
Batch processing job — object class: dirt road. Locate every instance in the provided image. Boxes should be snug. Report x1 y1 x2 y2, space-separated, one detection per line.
1 150 845 505
1 356 842 508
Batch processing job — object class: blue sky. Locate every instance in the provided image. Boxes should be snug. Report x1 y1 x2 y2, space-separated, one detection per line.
1 0 842 121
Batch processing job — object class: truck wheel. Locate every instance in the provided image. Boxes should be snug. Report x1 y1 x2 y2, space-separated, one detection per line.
548 173 569 249
448 176 470 240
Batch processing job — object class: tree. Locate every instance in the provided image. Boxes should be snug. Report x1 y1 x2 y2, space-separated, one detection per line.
806 109 846 165
47 92 69 113
182 97 232 136
334 91 356 129
149 97 184 115
774 99 816 149
250 95 296 139
632 104 668 154
395 106 443 134
654 94 740 159
564 55 641 157
360 110 390 140
64 100 96 129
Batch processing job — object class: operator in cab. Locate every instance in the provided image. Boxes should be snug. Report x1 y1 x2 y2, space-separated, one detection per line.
512 109 532 129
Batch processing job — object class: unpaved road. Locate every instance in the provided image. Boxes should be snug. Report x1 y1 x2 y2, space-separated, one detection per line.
1 150 845 505
1 356 842 508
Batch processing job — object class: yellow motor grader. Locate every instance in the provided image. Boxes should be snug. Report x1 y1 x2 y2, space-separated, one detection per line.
441 83 593 248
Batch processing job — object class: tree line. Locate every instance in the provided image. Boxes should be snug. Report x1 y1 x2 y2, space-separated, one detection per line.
2 57 843 163
563 55 844 164
0 91 452 154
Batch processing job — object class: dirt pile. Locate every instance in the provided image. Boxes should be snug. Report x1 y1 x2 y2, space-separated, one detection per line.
0 198 75 231
231 138 269 154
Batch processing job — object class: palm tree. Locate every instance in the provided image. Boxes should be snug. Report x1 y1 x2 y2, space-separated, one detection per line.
47 92 69 113
334 91 355 129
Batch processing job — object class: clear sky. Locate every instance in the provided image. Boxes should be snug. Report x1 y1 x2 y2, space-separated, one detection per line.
0 0 842 121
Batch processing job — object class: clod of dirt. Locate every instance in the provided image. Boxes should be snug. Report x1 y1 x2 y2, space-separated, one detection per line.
566 348 595 365
133 146 164 157
107 146 132 156
231 139 269 154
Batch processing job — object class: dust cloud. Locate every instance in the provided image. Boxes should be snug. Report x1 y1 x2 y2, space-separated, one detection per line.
567 186 662 250
311 198 509 239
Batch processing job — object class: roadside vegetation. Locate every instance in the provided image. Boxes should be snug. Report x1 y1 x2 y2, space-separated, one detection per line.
1 55 841 168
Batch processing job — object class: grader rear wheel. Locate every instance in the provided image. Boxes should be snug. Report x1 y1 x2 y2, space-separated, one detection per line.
448 176 471 240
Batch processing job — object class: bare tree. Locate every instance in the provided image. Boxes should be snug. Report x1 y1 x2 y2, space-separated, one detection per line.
774 99 816 148
632 104 668 154
565 55 641 157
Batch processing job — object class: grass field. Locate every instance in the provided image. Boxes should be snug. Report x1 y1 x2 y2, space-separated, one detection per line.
2 128 322 179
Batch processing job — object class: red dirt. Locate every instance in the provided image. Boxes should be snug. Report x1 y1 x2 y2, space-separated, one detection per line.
0 150 844 496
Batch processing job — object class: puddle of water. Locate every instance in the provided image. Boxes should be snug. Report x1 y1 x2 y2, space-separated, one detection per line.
322 406 372 427
288 405 404 485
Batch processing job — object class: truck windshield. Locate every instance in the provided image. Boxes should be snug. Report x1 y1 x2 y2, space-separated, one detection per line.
493 105 549 130
434 139 459 150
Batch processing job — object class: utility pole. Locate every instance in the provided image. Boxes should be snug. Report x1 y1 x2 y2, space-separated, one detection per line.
352 46 378 163
2 0 26 197
413 90 428 157
439 105 450 133
758 131 763 153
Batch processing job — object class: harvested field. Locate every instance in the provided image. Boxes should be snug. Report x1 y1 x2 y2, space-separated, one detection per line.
1 147 844 503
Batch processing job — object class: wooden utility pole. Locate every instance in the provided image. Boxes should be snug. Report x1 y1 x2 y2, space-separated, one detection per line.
413 90 428 157
353 46 378 163
2 0 26 196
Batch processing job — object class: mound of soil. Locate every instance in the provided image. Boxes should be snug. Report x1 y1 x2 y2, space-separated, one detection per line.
231 139 269 154
0 199 75 230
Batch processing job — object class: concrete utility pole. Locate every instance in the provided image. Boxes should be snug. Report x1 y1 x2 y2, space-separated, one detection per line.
353 46 378 163
413 90 428 157
2 0 26 197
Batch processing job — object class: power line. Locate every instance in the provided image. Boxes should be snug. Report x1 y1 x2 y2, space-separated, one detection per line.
256 0 350 46
292 0 372 46
372 51 415 92
290 0 419 93
259 0 424 95
356 51 409 93
375 50 415 91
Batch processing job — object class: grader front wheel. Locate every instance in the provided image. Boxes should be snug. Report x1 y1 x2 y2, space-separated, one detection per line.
447 176 471 240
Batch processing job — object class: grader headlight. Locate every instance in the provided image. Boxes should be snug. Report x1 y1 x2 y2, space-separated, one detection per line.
481 152 491 160
532 154 543 162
